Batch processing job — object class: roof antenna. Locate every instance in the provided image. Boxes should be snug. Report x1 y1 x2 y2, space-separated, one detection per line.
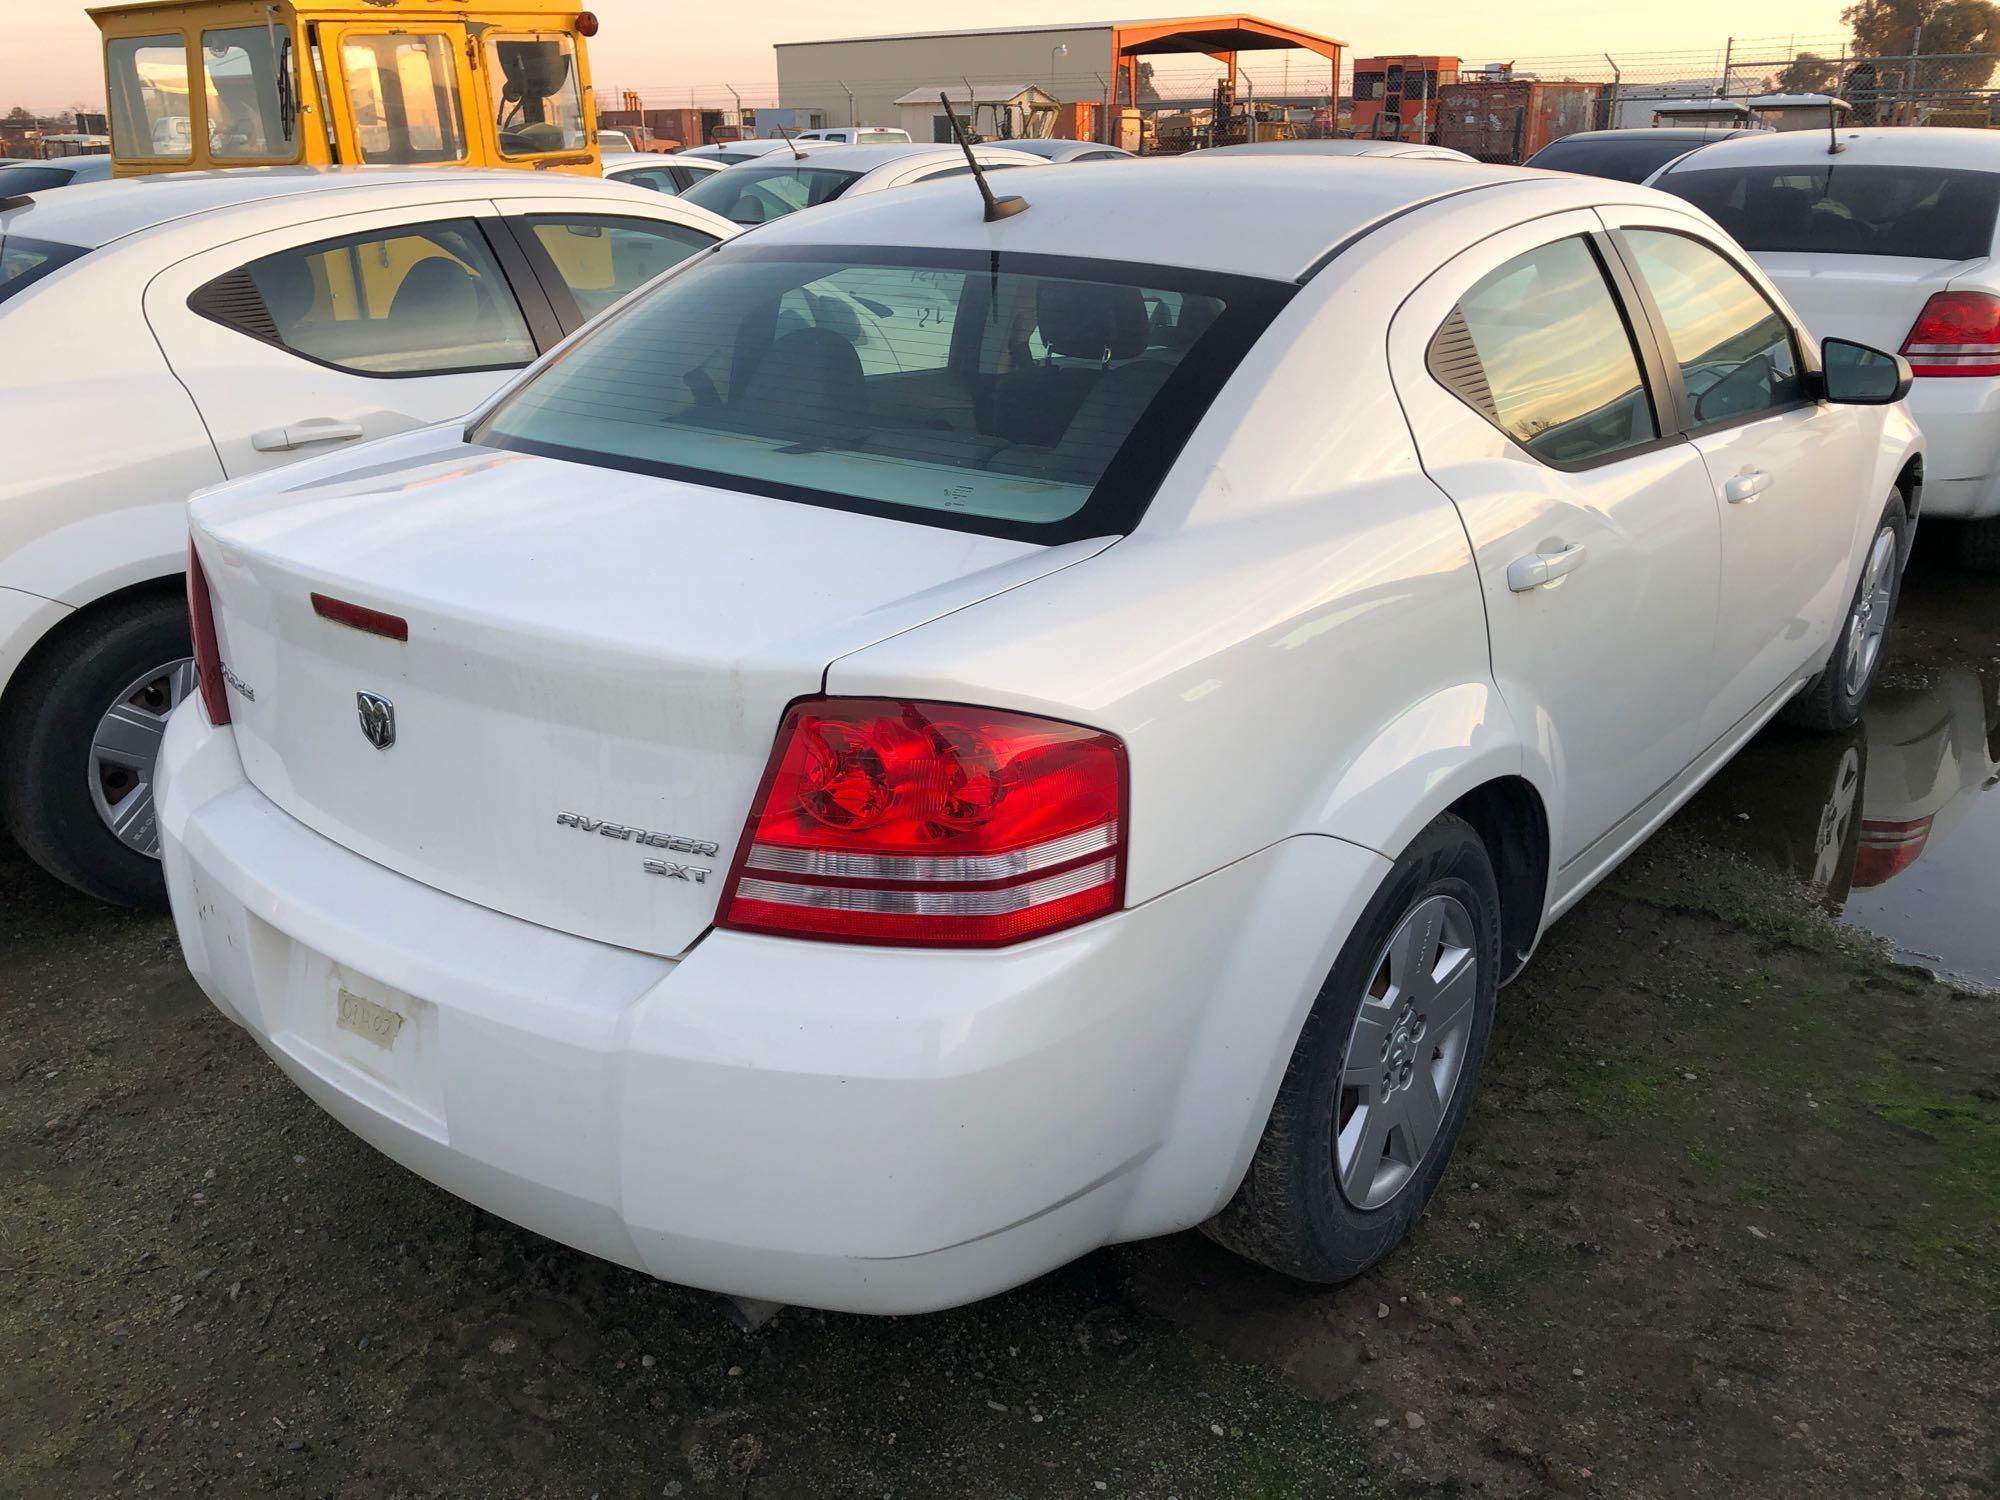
940 90 1027 221
1827 97 1845 155
775 123 806 162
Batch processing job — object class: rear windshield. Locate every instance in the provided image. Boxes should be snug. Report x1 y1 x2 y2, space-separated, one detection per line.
0 233 87 306
681 163 861 225
1527 135 1716 184
1658 162 2000 260
474 244 1293 543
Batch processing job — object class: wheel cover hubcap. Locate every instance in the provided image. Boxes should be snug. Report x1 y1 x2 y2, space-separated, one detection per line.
87 657 196 860
1334 893 1480 1211
1842 525 1898 699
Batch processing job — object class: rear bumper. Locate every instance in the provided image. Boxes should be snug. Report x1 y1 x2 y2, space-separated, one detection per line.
1908 378 2000 519
157 703 1386 1314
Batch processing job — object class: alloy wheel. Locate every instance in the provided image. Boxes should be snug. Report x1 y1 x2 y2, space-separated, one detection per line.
87 657 195 859
1842 525 1899 700
1334 893 1480 1210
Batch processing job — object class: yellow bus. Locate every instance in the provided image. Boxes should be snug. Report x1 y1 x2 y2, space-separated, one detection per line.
90 1 605 177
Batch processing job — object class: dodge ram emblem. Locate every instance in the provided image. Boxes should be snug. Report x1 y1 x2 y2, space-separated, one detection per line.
356 691 396 750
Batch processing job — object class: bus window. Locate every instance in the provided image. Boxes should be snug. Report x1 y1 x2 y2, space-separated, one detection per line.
485 34 586 156
340 32 467 163
106 35 193 161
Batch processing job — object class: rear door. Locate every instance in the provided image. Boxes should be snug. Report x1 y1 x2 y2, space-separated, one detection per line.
1600 206 1872 745
143 204 561 478
1389 210 1723 881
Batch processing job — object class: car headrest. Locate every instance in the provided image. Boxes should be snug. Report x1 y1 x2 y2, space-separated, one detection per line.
1037 281 1149 361
388 256 481 325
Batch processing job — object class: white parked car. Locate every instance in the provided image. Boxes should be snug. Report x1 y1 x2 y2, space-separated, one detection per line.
160 159 1921 1315
600 149 723 197
989 139 1136 163
1193 139 1475 162
793 126 913 145
0 169 734 906
680 142 1048 226
1650 128 2000 567
675 138 845 166
598 129 636 153
0 155 115 194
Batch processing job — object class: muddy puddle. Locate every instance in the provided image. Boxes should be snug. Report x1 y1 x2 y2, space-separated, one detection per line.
1688 544 2000 988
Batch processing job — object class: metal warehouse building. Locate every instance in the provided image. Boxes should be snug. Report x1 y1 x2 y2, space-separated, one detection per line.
774 14 1343 145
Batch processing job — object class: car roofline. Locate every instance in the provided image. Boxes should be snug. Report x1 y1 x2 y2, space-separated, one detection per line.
1294 177 1544 284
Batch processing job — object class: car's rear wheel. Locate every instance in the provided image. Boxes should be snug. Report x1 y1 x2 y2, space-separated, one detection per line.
0 593 190 908
1205 812 1501 1283
1960 515 2000 574
1782 492 1908 733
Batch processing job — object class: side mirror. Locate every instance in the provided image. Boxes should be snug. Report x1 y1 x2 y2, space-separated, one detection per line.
1821 337 1912 405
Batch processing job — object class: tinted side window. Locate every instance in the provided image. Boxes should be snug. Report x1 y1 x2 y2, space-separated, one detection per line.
608 164 683 195
523 216 716 320
191 219 535 376
1624 229 1804 428
1429 236 1658 467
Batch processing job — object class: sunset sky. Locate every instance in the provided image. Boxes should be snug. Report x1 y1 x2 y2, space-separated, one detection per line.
3 0 1856 113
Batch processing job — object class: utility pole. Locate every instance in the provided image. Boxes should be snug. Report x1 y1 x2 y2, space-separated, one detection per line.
1908 24 1924 121
837 79 853 126
1603 54 1621 129
1720 36 1735 97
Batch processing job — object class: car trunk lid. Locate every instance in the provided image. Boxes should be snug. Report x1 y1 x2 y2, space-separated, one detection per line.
1753 251 1993 356
191 437 1107 957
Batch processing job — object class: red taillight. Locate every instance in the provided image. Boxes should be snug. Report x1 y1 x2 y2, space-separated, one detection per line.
186 539 230 727
718 698 1128 948
1899 291 2000 376
1852 816 1933 889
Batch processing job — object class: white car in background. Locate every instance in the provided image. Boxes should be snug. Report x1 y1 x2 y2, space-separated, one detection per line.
680 142 1049 226
161 159 1919 1315
601 150 724 197
989 139 1136 163
1193 139 1476 162
0 155 115 194
793 126 913 145
675 138 846 166
0 169 733 907
1651 128 2000 567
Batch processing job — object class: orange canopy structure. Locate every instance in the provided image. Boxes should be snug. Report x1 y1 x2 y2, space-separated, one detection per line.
1108 14 1344 109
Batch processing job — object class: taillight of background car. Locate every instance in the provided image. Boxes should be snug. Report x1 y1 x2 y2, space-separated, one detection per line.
718 698 1127 947
1899 291 2000 377
186 539 230 726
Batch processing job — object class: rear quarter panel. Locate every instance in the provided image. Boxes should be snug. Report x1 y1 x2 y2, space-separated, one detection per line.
825 260 1520 905
0 255 220 611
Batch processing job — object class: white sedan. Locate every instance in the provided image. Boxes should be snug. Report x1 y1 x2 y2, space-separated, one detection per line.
679 142 1048 226
160 159 1921 1315
1192 139 1475 161
0 169 733 907
1650 128 2000 567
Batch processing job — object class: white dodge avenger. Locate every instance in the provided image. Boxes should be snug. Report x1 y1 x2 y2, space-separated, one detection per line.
159 159 1924 1314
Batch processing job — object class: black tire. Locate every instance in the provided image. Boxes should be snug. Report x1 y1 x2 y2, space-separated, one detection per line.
1204 813 1501 1283
1780 491 1909 734
1960 515 2000 574
0 592 190 908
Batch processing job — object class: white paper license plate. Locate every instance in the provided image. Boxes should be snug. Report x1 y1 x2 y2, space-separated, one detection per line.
335 986 406 1050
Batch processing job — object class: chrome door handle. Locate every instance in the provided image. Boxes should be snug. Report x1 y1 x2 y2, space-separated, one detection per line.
251 418 366 453
1507 543 1587 593
1723 468 1773 504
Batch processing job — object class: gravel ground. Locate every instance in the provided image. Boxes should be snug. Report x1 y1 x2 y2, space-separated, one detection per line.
4 554 1996 1499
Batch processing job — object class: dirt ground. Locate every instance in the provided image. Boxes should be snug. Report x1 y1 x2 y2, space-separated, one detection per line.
4 550 1997 1499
